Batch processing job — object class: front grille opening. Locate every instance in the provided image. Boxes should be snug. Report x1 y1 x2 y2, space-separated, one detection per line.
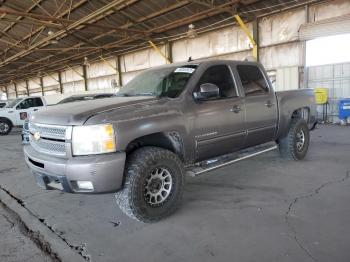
28 158 44 169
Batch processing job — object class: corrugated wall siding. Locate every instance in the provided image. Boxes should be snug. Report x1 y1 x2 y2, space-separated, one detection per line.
4 0 350 99
308 62 350 122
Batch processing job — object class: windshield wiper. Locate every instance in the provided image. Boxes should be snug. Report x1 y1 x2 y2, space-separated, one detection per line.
117 92 156 97
135 92 156 96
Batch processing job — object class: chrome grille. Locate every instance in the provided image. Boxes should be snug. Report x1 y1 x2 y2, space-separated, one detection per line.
30 138 67 157
29 122 69 157
29 122 67 140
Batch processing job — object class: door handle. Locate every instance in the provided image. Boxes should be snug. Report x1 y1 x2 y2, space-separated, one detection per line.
265 101 274 108
230 105 241 113
33 109 38 111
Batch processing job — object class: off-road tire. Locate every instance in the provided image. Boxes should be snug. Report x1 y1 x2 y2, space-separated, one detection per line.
0 118 12 136
279 118 310 160
115 147 185 223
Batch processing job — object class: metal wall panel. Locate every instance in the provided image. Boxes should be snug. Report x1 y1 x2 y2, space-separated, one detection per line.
28 78 41 94
87 75 118 91
300 14 350 40
259 9 305 46
308 62 350 122
276 67 299 91
62 81 85 94
61 67 84 83
260 42 303 70
43 73 59 87
87 59 117 78
122 45 167 72
309 0 350 22
172 25 252 63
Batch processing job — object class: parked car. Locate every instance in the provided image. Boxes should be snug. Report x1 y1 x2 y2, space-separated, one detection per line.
0 97 47 135
0 100 9 108
24 60 317 223
21 93 115 143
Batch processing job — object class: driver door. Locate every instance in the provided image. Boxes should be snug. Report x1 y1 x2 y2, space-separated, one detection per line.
190 64 246 161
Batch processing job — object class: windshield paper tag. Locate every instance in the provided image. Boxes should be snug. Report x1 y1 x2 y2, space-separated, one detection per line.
174 67 195 74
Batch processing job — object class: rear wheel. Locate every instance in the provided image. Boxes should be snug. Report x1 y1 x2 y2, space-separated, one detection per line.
0 119 12 136
279 118 310 160
115 147 184 223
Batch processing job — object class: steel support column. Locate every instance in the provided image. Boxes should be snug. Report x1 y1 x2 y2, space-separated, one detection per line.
25 80 30 96
117 56 123 87
252 19 259 61
82 65 88 91
234 15 258 60
165 41 173 64
14 83 18 98
58 71 63 94
5 86 8 99
40 77 44 96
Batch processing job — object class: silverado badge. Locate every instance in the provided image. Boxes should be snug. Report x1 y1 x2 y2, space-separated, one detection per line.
33 132 41 141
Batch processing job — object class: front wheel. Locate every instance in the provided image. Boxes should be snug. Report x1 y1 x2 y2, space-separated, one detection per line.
115 147 185 223
278 118 310 160
0 119 12 136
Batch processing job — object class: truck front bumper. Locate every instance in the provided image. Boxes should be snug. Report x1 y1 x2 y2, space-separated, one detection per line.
24 145 126 193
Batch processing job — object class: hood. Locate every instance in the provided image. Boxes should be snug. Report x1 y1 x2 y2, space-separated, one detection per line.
0 108 11 114
30 96 156 126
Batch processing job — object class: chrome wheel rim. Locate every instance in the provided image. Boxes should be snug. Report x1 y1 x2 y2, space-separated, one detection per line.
0 122 9 133
144 167 173 206
296 129 305 151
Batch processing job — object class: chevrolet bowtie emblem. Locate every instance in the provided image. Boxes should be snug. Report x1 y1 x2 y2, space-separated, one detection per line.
33 132 41 141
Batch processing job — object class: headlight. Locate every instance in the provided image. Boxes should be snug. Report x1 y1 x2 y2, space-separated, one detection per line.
72 124 116 156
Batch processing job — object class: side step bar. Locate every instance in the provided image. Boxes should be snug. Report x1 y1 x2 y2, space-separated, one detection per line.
186 142 278 177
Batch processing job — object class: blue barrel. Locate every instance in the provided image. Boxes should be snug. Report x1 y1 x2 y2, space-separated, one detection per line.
339 99 350 120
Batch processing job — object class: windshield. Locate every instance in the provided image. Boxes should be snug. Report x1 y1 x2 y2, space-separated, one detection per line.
5 98 22 108
117 65 197 98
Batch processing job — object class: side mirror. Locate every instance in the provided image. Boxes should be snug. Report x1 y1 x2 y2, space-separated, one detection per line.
193 83 220 101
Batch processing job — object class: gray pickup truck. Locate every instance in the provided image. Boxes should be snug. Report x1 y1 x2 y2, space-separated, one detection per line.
24 60 316 222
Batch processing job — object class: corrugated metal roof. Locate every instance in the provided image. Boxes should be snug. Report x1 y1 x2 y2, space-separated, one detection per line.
0 0 324 87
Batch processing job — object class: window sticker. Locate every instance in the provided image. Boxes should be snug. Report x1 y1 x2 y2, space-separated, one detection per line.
174 67 195 74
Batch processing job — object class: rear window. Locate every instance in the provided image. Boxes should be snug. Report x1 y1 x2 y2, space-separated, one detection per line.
236 65 269 96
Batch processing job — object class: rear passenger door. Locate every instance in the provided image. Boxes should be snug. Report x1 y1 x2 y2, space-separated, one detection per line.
235 64 278 147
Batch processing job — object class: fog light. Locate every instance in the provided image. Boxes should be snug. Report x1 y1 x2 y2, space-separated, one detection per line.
77 181 94 190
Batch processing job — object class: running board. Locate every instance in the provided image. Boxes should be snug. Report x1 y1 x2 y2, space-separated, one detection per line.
186 142 278 177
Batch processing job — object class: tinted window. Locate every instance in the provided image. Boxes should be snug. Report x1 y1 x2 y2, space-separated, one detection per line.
32 98 43 107
197 65 237 98
17 98 43 109
237 65 268 96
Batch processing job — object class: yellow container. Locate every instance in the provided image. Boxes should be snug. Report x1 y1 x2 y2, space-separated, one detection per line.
314 88 328 104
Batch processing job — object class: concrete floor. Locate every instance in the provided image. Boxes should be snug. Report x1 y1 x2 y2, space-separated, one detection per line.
0 203 51 262
0 125 349 262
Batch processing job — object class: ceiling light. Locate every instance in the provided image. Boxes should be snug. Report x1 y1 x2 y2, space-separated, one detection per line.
48 30 58 44
83 57 90 67
187 24 197 39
